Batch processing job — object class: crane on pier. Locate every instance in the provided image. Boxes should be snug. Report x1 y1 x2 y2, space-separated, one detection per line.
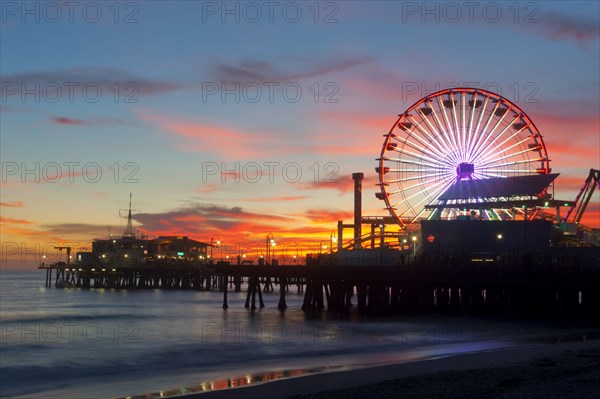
563 169 600 224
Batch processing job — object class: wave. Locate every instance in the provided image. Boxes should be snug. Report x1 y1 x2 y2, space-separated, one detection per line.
0 312 163 325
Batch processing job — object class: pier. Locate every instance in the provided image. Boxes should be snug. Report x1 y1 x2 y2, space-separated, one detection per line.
215 260 600 323
39 255 600 324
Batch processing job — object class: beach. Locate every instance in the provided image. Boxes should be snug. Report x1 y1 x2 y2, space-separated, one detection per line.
184 339 600 399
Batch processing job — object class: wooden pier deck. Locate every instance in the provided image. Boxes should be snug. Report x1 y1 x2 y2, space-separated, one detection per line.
40 260 600 323
216 263 600 322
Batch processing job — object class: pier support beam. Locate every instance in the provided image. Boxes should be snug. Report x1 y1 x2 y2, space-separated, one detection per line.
245 276 265 310
278 277 287 310
222 271 228 309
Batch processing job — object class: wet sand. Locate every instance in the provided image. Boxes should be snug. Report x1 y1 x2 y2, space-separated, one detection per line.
180 340 600 399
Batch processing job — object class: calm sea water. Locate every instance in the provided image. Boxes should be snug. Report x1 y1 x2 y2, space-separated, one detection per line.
1 270 597 399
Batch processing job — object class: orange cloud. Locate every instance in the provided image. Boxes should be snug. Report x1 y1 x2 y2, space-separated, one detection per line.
0 216 32 224
304 209 354 224
579 203 600 228
0 201 24 207
127 203 354 259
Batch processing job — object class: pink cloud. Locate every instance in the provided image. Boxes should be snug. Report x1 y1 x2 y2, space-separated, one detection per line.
193 183 219 194
50 116 88 126
296 173 379 194
529 108 599 173
137 111 282 159
243 195 309 202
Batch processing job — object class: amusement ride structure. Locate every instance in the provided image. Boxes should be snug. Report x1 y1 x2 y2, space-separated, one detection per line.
377 87 551 225
337 88 597 253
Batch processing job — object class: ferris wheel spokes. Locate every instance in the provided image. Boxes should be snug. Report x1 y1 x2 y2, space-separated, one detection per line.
377 87 551 227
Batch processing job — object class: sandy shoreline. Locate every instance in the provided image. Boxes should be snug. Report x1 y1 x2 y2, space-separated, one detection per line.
175 339 600 399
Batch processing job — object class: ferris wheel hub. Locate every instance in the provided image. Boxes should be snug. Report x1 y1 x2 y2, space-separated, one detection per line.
456 163 475 180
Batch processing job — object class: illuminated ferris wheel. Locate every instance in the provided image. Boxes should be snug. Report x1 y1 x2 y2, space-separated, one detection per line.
376 88 550 227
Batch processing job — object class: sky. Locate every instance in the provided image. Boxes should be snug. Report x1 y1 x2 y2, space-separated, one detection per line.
1 1 599 268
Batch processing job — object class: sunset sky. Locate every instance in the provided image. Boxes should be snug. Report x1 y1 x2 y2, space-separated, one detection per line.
1 1 599 268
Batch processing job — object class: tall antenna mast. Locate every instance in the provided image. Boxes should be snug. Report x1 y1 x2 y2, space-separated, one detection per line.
123 192 135 238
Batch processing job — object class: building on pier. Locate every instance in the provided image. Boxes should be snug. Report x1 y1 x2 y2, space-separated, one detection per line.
74 195 210 268
75 236 210 268
148 236 209 260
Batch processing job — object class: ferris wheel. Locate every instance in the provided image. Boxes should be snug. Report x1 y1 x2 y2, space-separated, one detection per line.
376 87 550 227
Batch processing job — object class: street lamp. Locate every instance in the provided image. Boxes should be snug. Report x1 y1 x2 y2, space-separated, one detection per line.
319 242 328 254
210 235 220 263
495 233 504 264
411 236 417 256
245 244 259 263
330 231 337 254
271 239 276 263
266 233 275 264
283 241 301 265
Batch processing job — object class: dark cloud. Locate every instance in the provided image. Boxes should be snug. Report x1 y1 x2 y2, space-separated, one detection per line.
210 55 372 84
49 115 132 127
0 67 182 99
535 11 600 44
133 203 295 234
43 223 112 238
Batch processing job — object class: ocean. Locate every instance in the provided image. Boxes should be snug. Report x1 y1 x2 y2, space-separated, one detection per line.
1 269 597 399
